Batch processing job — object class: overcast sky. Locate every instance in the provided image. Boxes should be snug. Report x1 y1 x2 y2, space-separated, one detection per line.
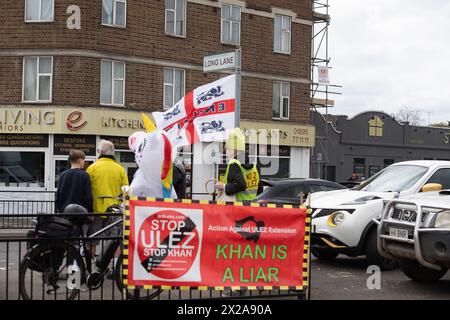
327 0 450 125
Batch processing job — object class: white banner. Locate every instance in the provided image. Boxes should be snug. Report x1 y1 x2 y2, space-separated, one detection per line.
317 66 330 86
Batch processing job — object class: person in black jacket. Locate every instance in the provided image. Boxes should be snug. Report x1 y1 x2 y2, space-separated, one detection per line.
172 162 187 199
56 150 93 213
216 128 263 201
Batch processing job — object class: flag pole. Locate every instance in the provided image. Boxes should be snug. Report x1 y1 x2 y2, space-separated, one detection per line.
235 48 242 128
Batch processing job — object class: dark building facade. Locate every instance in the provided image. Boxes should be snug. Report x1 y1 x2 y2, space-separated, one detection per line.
311 111 450 183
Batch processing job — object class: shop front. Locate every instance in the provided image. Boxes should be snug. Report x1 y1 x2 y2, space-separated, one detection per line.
190 121 315 199
0 107 314 200
0 107 146 193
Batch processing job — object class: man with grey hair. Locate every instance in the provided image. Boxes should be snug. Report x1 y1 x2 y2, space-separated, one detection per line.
86 140 128 257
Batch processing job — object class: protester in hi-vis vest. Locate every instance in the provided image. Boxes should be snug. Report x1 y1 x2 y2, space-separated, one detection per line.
215 128 263 201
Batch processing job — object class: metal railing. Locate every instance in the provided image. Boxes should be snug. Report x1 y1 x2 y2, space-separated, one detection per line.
0 212 306 301
0 190 307 300
0 191 55 229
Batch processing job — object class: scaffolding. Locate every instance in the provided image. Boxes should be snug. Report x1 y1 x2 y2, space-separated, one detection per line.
310 0 341 180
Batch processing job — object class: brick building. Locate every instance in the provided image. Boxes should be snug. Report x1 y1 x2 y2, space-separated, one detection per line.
0 0 315 197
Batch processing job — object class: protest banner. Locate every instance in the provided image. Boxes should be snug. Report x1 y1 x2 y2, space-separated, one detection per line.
123 198 311 292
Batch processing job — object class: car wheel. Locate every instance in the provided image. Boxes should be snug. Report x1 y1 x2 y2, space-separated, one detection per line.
365 228 397 271
399 259 448 282
311 248 339 260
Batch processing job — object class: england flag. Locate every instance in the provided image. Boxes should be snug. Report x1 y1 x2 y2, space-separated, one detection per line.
152 75 236 148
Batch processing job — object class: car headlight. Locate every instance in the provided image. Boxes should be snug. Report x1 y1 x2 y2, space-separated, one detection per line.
434 210 450 229
328 211 347 227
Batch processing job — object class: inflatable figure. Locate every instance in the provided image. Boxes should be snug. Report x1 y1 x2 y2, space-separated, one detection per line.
128 114 177 199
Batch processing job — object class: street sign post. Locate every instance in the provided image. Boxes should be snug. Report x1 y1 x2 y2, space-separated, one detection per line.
203 51 236 72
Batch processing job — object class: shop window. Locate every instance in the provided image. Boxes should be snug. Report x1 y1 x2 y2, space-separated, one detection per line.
425 168 450 190
321 165 336 182
273 81 290 120
0 152 45 188
353 158 366 179
165 0 186 37
218 144 290 180
384 159 395 168
274 14 291 54
221 3 241 45
163 68 185 110
369 166 381 177
25 0 54 22
23 57 53 103
100 60 125 106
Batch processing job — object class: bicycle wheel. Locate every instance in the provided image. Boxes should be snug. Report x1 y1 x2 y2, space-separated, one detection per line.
19 241 86 300
114 254 163 300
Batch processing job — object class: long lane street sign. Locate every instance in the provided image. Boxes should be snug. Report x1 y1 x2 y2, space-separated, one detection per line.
203 51 236 72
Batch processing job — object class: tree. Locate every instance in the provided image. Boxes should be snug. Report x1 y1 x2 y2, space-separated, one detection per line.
395 107 423 126
430 122 450 128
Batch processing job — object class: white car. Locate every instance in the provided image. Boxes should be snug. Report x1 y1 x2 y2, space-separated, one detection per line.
310 160 450 270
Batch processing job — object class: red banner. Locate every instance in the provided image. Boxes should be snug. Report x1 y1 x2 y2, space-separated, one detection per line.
124 198 310 290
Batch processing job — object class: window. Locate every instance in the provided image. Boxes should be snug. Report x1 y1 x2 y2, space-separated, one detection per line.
102 0 127 27
165 0 186 37
163 68 185 110
426 168 450 190
272 82 290 119
369 166 381 177
276 185 308 199
309 184 343 193
384 159 395 168
101 60 125 106
0 152 45 188
274 14 291 53
258 145 290 179
355 165 428 193
25 0 54 22
221 4 241 45
23 57 53 103
369 115 384 137
353 158 366 179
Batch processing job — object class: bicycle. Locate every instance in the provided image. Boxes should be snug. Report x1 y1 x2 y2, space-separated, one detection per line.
19 196 162 300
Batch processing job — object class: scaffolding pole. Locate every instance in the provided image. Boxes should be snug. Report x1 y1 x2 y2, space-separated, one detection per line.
310 0 342 180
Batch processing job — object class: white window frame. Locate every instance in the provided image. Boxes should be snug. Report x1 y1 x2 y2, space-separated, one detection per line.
273 81 290 120
165 0 187 38
274 14 292 54
100 60 126 107
22 56 53 103
24 0 55 23
221 3 241 45
163 68 185 110
102 0 127 28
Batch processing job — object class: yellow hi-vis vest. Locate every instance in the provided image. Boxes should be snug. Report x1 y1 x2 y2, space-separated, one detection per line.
224 159 260 201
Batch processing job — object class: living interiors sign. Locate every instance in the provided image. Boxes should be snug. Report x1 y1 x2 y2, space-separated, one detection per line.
123 198 311 290
0 106 144 137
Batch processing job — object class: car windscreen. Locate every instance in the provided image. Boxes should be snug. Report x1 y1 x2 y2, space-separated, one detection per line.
354 165 428 192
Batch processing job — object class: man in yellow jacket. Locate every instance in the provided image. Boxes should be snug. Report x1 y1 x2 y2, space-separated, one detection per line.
86 140 128 256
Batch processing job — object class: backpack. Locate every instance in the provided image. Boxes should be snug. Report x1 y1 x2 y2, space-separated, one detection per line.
25 216 78 272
